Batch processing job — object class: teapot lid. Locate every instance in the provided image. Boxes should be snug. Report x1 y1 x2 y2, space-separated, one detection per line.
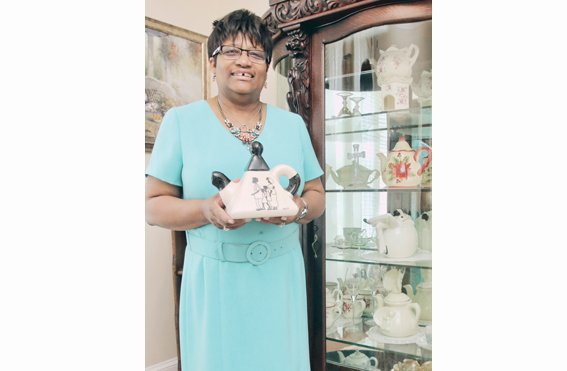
346 350 368 360
247 141 269 171
392 135 412 151
385 292 411 304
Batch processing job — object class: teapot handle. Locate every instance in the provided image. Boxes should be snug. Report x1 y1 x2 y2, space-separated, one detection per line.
368 169 380 184
410 302 421 323
369 357 379 368
271 164 301 195
408 44 420 66
414 147 432 176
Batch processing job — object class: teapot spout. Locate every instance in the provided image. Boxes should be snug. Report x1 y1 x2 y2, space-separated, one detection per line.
326 164 340 185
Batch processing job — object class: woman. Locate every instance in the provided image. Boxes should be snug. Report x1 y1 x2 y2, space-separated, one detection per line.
145 9 325 371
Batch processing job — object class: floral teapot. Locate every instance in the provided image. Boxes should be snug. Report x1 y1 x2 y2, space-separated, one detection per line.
377 135 431 188
373 292 421 337
337 350 379 370
326 144 379 189
373 44 420 87
212 141 300 219
364 209 418 258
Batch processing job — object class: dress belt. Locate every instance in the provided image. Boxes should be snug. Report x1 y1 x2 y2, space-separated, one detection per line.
188 230 299 266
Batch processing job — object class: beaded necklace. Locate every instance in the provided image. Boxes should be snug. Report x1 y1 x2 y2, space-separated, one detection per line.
216 97 263 149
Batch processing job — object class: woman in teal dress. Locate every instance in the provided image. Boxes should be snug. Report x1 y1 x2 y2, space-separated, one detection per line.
145 9 325 371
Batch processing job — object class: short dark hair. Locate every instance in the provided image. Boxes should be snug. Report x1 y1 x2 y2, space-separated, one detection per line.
207 9 273 65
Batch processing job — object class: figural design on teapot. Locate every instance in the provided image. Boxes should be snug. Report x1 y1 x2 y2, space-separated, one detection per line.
212 141 301 219
377 135 431 188
364 209 418 258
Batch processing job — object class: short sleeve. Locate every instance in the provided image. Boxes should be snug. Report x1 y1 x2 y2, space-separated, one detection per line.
297 116 323 182
145 107 183 187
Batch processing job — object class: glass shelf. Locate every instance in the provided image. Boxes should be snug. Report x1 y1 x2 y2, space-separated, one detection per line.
325 188 431 193
325 106 432 139
326 245 432 269
325 321 432 361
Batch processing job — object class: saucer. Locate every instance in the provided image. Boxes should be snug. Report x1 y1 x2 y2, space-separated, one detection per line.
366 326 421 345
415 333 432 351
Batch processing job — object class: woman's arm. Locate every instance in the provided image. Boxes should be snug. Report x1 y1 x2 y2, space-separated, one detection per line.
294 177 325 224
145 176 247 231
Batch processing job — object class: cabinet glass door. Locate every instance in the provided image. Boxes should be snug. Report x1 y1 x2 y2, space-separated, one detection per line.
324 20 432 371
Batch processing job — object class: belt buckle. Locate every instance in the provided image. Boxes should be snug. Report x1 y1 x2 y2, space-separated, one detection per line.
246 241 271 265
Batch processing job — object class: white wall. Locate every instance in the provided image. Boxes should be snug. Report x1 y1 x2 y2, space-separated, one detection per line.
145 0 277 367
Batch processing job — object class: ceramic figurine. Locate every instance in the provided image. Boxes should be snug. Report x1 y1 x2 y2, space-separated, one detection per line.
212 141 300 219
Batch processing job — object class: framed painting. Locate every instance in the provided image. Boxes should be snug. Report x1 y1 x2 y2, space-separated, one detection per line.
145 17 208 151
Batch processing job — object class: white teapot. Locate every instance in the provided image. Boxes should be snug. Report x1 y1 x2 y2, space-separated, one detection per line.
364 209 418 258
377 135 431 188
212 141 300 219
373 292 421 337
373 44 419 86
337 350 379 369
404 282 432 322
412 69 432 106
415 211 432 252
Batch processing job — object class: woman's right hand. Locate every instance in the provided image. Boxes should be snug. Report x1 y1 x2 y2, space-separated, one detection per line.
201 193 249 231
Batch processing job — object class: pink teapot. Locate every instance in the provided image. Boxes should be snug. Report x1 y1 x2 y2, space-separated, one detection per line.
212 142 300 219
377 135 431 188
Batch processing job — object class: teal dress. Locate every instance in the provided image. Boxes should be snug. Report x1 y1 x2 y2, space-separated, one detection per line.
146 100 323 371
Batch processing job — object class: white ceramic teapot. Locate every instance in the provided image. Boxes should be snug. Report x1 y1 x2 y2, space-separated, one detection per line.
373 44 419 86
212 142 300 219
364 209 418 258
412 69 432 106
373 292 421 337
415 211 432 252
337 350 379 369
377 135 431 188
404 282 432 322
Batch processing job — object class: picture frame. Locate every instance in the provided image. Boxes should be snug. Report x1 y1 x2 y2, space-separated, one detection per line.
145 17 208 151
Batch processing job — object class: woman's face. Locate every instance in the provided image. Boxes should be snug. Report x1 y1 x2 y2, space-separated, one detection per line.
211 33 268 99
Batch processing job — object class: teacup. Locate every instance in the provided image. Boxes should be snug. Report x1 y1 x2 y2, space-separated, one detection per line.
343 227 368 246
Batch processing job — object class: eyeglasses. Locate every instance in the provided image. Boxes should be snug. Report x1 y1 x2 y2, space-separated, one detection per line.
212 45 268 64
